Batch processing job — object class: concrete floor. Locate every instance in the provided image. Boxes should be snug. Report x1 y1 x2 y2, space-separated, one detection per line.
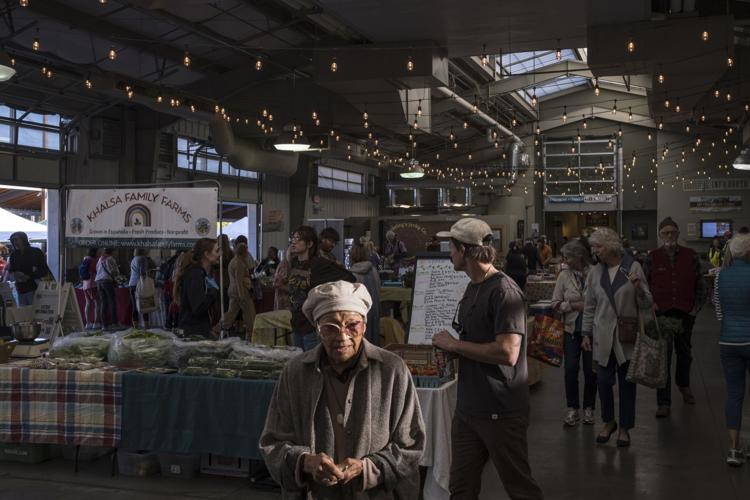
1 308 749 499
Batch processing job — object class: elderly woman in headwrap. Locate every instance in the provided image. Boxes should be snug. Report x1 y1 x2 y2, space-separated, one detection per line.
260 280 425 499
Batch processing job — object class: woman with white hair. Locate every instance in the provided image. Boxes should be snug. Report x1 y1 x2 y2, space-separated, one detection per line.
552 239 597 427
260 280 425 498
714 233 750 466
581 227 653 447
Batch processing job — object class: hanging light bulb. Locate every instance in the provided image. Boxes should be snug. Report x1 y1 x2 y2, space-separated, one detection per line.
511 114 517 127
576 129 581 141
647 132 652 141
726 111 732 123
627 38 635 53
618 126 623 137
480 44 488 66
463 120 469 129
255 59 262 71
714 89 721 98
156 93 163 103
330 57 338 72
726 92 732 101
535 123 541 135
363 109 368 121
41 66 46 76
108 46 117 60
449 127 454 141
99 0 107 4
685 123 691 133
32 34 40 51
20 0 28 6
657 71 664 84
311 111 318 121
594 78 600 96
664 95 670 108
407 56 414 71
183 51 191 67
727 54 734 68
562 106 567 123
628 107 633 121
363 120 369 129
126 86 133 99
612 99 617 114
658 117 664 130
413 117 419 130
675 100 681 113
701 109 706 122
530 88 537 107
85 78 92 89
45 68 52 79
190 104 196 113
417 101 422 117
701 30 709 41
582 117 588 129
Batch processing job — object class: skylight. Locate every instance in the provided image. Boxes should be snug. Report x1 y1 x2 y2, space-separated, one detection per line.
497 49 587 102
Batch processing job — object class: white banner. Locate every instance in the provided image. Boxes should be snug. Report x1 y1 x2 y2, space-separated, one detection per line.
65 187 218 249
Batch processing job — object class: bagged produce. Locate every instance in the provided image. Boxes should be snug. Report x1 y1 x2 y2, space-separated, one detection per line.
180 366 211 376
170 338 237 368
230 343 301 364
50 334 113 360
108 329 176 368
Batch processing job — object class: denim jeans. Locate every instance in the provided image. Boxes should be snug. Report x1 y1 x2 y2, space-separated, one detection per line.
293 331 320 351
656 309 695 406
96 280 117 327
719 344 750 431
17 290 35 306
563 331 597 409
598 351 636 430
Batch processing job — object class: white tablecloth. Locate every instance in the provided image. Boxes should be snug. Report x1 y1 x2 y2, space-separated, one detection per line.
417 380 506 500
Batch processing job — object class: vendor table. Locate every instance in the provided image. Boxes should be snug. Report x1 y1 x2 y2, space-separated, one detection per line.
0 365 122 448
379 286 412 323
74 286 134 326
523 279 557 303
251 309 292 346
417 380 503 500
119 372 276 460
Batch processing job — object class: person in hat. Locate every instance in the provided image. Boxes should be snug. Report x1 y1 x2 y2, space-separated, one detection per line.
6 231 50 306
260 280 425 499
432 218 544 500
644 217 706 418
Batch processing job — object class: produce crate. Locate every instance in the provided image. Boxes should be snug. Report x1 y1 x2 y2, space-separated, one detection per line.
385 344 455 388
117 450 160 476
158 452 201 479
200 453 250 478
0 443 59 464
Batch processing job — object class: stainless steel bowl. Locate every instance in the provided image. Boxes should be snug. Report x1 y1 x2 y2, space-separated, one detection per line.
12 322 41 342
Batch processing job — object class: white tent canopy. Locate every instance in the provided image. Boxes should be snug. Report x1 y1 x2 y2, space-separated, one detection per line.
0 207 47 241
222 217 249 241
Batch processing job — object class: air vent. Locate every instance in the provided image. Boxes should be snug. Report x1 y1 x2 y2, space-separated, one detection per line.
89 117 122 158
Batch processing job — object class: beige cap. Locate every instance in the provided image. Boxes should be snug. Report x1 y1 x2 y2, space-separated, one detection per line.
302 280 373 325
436 218 493 246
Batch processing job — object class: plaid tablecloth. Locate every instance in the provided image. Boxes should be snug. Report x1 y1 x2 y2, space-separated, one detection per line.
0 366 123 448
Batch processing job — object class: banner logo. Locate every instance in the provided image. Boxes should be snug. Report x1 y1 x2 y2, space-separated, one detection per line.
124 204 152 227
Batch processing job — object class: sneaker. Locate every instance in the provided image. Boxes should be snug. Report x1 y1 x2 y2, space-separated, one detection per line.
727 449 745 467
563 408 580 427
84 323 93 330
583 407 595 425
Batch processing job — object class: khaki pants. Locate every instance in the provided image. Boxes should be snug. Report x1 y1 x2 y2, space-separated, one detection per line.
223 296 256 340
450 412 544 500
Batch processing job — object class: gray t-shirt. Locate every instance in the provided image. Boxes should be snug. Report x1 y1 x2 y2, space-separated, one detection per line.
455 271 529 418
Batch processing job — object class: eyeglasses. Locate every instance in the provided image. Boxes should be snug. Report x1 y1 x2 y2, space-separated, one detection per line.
317 320 363 337
290 234 302 242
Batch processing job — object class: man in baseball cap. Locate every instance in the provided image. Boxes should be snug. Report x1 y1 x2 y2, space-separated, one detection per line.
433 218 544 499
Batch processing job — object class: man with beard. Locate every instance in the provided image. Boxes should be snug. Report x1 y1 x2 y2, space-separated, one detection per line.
645 217 706 418
432 218 543 500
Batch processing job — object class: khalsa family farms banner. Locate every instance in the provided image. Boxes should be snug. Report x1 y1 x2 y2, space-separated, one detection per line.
65 187 218 249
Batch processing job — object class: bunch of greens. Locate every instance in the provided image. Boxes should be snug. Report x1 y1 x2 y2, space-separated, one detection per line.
643 315 683 341
50 335 112 360
108 329 176 368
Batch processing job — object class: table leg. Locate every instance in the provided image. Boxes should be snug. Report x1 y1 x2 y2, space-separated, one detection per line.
74 445 80 473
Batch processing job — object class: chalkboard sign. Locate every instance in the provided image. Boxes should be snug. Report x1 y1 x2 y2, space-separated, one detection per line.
407 254 471 345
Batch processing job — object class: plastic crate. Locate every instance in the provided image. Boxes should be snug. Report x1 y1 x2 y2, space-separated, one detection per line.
385 344 456 382
0 443 58 464
117 450 160 476
158 452 201 479
200 453 250 478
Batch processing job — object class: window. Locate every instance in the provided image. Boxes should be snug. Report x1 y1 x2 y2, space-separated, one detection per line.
0 104 62 151
318 165 363 194
498 49 588 104
176 136 258 179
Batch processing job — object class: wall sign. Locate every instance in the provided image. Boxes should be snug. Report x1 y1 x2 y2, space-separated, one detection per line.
65 187 218 249
689 195 742 213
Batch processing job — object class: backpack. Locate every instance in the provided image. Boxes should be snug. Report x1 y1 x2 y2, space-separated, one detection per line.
78 257 91 281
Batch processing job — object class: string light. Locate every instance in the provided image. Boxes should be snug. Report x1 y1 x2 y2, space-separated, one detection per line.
45 68 52 79
618 126 623 137
417 100 422 117
675 100 681 113
183 51 191 67
363 108 368 121
562 105 567 123
156 93 163 104
472 96 478 113
85 78 92 89
628 107 633 120
658 117 663 130
727 53 734 68
311 111 318 121
255 59 262 71
664 95 670 108
647 132 652 141
480 44 488 66
726 92 732 101
657 70 664 84
531 88 537 107
594 78 600 96
407 56 414 71
108 46 117 60
330 57 338 72
449 127 454 141
463 120 469 129
190 104 196 113
714 89 720 98
126 86 133 99
612 99 617 114
19 0 28 6
627 38 635 53
32 32 40 51
702 30 710 41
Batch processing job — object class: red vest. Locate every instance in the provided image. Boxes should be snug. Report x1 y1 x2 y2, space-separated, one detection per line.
648 246 696 313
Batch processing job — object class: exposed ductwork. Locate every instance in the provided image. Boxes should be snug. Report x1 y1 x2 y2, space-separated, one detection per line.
209 115 299 177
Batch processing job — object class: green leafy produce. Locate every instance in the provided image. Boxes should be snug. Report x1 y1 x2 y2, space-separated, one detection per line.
180 366 211 376
212 368 237 378
50 335 112 360
187 356 219 368
171 338 235 368
643 316 683 341
108 329 176 368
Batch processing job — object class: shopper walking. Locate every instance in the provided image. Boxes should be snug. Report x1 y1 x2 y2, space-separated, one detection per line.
552 240 597 427
95 248 120 329
224 242 257 339
582 228 653 448
80 247 100 329
319 227 342 265
432 218 544 500
175 238 220 338
6 231 49 306
708 237 723 268
128 249 149 327
714 233 750 466
504 241 528 290
644 217 705 418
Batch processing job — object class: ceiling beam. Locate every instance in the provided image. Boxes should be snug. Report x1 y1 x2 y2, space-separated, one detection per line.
25 0 225 75
481 60 592 98
539 105 655 132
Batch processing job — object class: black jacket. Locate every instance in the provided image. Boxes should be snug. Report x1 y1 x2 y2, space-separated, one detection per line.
8 232 49 294
178 265 219 337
